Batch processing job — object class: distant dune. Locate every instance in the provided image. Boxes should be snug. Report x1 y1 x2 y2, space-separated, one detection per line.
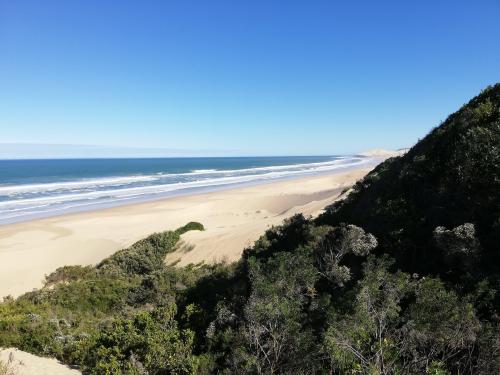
359 148 407 157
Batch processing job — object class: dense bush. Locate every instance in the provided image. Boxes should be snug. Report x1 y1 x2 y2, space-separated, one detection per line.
76 305 197 374
319 85 500 287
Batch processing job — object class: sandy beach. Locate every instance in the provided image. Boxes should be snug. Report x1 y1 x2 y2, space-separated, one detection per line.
0 167 372 299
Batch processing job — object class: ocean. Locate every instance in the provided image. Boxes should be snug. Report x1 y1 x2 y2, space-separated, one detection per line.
0 156 376 224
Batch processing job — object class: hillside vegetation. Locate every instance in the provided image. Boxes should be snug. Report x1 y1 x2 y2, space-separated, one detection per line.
0 85 499 374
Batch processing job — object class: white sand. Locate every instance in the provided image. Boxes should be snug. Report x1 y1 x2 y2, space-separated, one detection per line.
0 348 81 375
0 168 372 298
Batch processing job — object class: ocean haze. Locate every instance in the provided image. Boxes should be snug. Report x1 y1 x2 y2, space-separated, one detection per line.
0 143 239 159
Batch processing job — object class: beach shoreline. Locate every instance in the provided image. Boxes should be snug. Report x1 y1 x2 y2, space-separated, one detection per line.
0 156 380 226
0 166 373 298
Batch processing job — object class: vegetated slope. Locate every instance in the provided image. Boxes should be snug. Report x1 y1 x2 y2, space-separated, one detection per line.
232 84 499 374
0 86 499 374
0 223 212 374
319 84 500 305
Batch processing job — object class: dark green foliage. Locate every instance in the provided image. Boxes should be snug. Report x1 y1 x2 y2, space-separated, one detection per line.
319 83 500 312
314 224 377 286
77 306 197 374
324 257 480 374
233 251 319 373
176 222 205 235
433 222 481 272
403 278 480 370
243 214 315 260
96 222 204 277
324 256 413 373
1 86 499 373
98 231 180 275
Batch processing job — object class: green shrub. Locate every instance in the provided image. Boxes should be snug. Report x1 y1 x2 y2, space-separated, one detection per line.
176 221 205 235
44 265 94 287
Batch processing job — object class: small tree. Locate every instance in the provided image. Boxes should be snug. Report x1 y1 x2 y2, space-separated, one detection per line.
433 223 480 272
324 256 481 374
324 256 412 374
400 278 480 373
234 252 319 374
315 224 377 286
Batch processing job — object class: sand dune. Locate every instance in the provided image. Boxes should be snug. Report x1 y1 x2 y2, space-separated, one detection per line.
0 348 81 375
0 168 371 298
360 148 406 157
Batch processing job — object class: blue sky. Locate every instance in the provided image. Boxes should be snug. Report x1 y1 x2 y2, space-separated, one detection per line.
1 0 499 157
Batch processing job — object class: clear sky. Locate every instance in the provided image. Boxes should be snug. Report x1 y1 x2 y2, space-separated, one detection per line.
1 0 499 157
